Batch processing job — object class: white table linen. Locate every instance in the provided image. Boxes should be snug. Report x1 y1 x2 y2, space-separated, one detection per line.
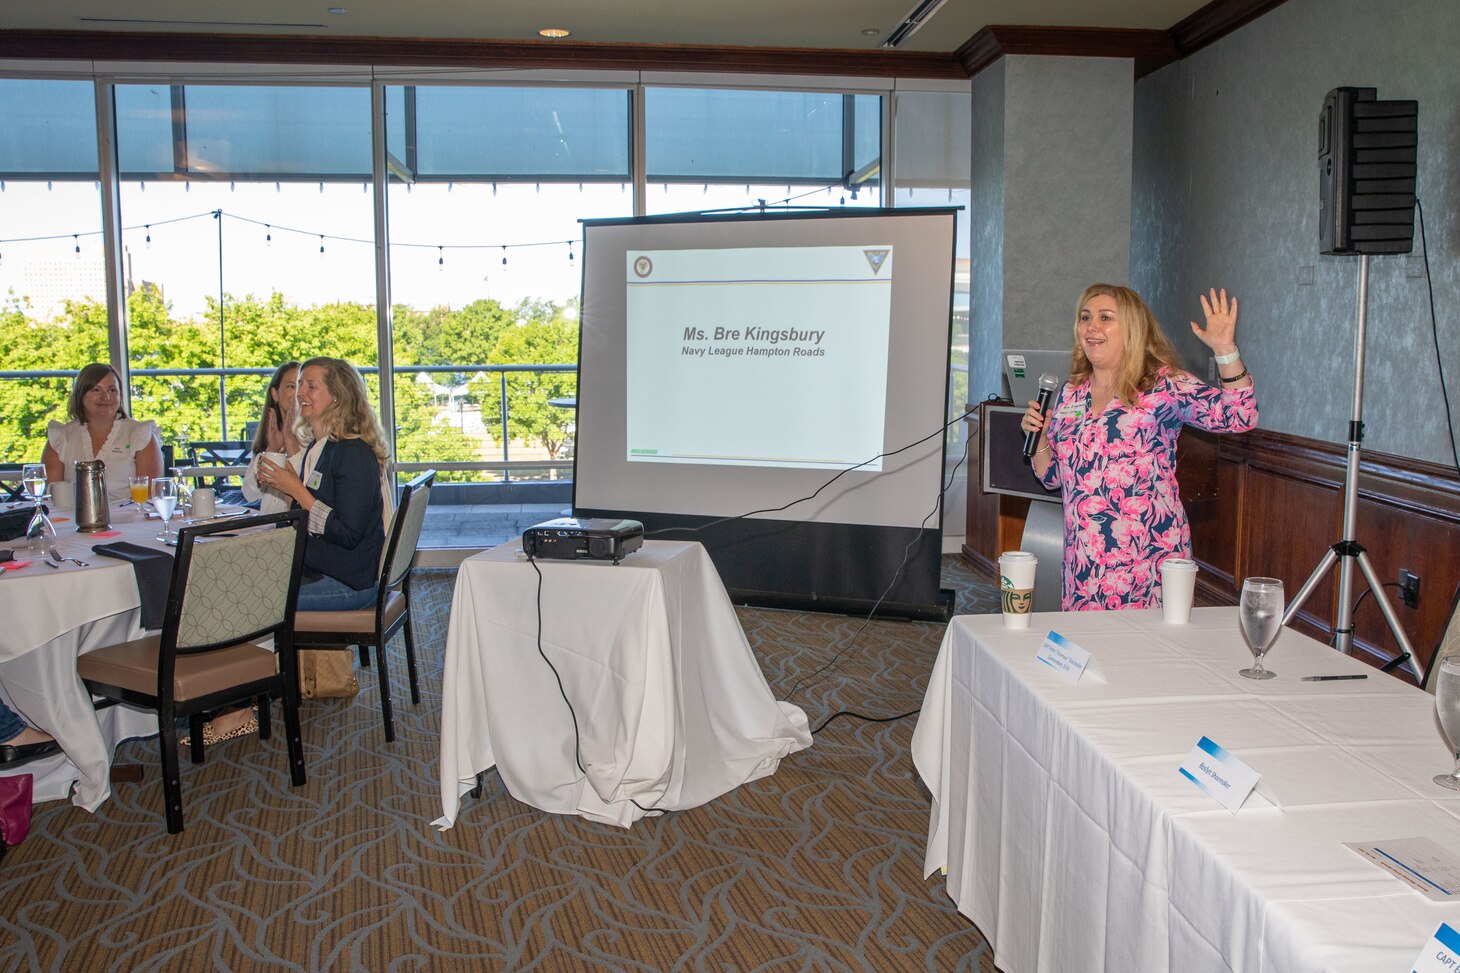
912 607 1460 973
0 503 174 807
436 540 811 829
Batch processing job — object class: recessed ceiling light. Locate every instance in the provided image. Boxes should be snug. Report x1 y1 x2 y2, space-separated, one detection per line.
538 28 570 39
861 28 880 36
328 7 348 14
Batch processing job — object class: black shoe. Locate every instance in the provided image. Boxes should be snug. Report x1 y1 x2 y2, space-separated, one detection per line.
0 739 61 764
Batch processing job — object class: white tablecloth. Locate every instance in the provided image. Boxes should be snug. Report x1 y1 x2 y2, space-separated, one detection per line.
912 607 1460 973
436 540 811 828
0 503 170 808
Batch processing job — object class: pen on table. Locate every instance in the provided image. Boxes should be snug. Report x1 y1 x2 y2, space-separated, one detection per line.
1300 674 1368 682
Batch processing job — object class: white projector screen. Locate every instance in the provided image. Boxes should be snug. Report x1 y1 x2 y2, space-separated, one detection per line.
574 208 958 618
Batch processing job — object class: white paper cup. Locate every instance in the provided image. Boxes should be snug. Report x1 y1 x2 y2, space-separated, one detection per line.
191 486 216 519
999 551 1038 629
50 479 74 512
1160 557 1198 624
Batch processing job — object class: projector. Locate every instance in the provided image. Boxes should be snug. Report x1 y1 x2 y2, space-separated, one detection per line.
522 517 644 564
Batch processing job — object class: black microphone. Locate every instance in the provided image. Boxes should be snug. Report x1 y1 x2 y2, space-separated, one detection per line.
1021 372 1061 460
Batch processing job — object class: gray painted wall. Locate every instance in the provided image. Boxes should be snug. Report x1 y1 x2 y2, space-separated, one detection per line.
968 55 1135 403
1003 55 1134 353
968 60 1006 402
1132 0 1460 463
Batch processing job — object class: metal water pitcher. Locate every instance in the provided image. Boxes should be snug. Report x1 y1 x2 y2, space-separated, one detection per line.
74 460 111 533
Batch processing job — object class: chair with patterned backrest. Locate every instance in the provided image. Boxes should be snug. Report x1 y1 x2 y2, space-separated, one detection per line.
1423 582 1460 695
292 470 435 743
77 510 309 833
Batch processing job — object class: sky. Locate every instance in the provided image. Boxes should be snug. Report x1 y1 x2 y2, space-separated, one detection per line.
0 178 899 321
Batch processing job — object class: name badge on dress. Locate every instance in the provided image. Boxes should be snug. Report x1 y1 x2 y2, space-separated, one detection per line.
307 470 323 489
1053 401 1084 421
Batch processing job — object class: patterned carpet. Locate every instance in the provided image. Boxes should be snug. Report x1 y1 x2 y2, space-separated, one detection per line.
0 556 1001 972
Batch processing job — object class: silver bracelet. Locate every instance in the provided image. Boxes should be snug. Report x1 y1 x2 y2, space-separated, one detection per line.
1213 348 1240 365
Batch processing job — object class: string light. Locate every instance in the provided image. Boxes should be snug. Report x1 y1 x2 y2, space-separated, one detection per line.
318 234 325 256
73 234 80 256
265 224 272 246
437 246 444 270
501 246 507 268
145 225 152 248
567 241 574 262
492 182 497 196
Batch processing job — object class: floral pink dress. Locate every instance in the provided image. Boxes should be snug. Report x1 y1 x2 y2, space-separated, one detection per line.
1036 367 1257 611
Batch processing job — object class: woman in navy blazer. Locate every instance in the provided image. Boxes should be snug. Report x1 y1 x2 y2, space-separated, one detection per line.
256 357 387 612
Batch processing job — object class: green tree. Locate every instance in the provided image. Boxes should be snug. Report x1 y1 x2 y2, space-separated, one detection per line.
478 312 579 463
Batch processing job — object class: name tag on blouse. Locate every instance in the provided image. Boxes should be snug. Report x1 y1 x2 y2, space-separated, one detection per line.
307 471 323 489
1054 402 1085 421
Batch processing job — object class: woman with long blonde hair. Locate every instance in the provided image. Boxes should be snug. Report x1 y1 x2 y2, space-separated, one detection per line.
255 357 387 611
1021 285 1257 610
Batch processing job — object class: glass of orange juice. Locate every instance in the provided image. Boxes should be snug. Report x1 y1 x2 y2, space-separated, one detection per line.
129 475 150 505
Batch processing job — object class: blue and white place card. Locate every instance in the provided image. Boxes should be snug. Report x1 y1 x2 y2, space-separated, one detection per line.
1178 736 1280 813
1035 630 1105 683
1347 837 1460 903
1411 922 1460 973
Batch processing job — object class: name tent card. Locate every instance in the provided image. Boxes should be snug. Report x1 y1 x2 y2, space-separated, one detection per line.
1412 922 1460 973
1034 631 1105 683
1178 736 1281 814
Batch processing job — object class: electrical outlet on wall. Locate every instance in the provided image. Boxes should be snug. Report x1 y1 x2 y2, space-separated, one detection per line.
1398 569 1420 608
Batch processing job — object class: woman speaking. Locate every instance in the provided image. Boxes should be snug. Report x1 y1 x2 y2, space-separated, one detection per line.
1020 285 1257 611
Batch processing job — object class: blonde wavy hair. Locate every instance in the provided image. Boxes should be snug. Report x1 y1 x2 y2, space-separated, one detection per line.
297 357 388 469
1068 284 1183 403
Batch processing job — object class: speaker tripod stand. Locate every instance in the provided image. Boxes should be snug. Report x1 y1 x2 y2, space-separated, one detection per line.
1281 254 1422 680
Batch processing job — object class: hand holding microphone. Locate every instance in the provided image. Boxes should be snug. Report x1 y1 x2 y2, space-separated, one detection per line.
1021 372 1061 461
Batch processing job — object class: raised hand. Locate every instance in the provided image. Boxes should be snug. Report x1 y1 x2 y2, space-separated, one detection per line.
1191 287 1239 355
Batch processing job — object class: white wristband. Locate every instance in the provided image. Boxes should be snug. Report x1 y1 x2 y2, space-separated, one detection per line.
1213 348 1240 365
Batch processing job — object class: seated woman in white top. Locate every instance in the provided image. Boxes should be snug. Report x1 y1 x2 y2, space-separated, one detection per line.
241 361 308 514
42 363 164 503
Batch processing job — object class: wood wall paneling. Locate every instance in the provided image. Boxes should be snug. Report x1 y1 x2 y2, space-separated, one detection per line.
969 424 1460 683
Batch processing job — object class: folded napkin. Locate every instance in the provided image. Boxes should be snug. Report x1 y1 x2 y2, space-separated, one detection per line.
92 541 174 630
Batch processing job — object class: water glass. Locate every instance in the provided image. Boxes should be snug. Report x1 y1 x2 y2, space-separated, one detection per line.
151 476 179 542
22 463 47 501
1238 576 1284 680
1434 657 1460 790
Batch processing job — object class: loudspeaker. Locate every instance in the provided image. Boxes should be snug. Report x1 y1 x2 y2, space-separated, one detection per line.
1318 86 1417 256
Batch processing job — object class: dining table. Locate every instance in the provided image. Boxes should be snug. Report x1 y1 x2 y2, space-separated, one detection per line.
912 607 1460 973
0 497 234 809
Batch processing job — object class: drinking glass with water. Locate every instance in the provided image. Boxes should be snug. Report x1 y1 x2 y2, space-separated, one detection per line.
1238 577 1284 680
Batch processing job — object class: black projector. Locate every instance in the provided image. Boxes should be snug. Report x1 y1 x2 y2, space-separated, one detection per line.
522 517 644 564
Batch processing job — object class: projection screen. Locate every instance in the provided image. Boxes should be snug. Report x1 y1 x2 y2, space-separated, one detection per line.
574 208 958 619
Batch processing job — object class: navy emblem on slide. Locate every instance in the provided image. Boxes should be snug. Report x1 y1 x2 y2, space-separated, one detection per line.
863 248 890 274
633 256 653 278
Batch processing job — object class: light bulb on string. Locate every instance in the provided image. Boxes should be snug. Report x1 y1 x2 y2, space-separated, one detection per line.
492 182 497 196
438 246 444 271
567 241 574 263
0 181 5 192
230 181 235 192
265 225 272 246
275 182 281 193
139 181 145 193
501 246 507 268
318 235 326 257
145 225 152 248
73 235 80 257
319 182 324 194
447 182 453 192
406 183 412 194
535 182 540 194
185 181 190 192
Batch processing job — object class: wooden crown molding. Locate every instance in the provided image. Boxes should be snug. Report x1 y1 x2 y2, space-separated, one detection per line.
0 29 968 80
954 0 1292 79
956 25 1178 78
1169 0 1292 56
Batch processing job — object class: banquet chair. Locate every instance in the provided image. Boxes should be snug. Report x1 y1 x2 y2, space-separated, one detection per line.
292 470 434 743
77 510 309 833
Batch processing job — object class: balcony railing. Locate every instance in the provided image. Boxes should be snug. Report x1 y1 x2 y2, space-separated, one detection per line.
0 363 577 482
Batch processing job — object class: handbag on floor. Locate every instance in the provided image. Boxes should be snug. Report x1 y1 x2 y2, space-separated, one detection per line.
0 773 34 856
297 648 359 699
